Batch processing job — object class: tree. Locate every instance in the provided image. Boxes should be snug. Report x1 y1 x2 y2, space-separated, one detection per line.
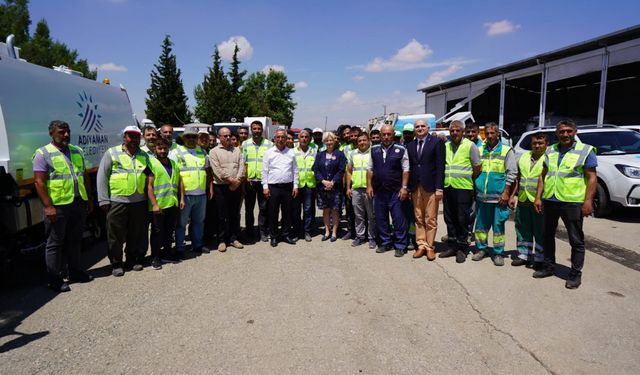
226 44 247 120
265 71 296 125
146 35 192 125
0 0 30 45
194 46 231 124
243 71 269 116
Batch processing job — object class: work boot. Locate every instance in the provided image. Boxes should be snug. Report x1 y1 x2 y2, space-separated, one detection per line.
472 250 487 261
492 254 504 266
438 249 456 258
511 258 528 267
456 250 467 263
532 266 555 278
565 272 582 289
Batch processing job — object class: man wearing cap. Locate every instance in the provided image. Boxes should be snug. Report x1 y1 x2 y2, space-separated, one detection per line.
311 128 326 152
169 126 211 257
407 119 445 260
367 124 410 257
198 128 218 249
33 120 94 292
140 124 158 157
241 120 273 242
401 123 417 250
97 125 151 276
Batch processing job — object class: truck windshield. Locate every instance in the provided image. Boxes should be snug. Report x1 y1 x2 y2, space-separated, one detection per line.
578 131 640 155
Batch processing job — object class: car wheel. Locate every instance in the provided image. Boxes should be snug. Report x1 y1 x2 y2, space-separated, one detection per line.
593 182 612 218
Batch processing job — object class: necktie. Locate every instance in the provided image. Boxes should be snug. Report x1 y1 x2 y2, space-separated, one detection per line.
417 139 424 159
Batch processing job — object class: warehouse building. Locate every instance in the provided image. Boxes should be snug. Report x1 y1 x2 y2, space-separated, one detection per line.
418 25 640 138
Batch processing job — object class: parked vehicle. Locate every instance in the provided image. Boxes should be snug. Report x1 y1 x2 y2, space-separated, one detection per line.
243 116 276 139
514 125 640 217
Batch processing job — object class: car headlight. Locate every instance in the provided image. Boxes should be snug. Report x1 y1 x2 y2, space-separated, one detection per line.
615 164 640 179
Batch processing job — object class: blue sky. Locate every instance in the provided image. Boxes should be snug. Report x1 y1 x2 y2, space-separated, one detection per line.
28 0 640 129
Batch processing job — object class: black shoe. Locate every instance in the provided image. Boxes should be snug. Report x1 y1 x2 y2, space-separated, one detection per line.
199 247 210 254
532 266 555 278
261 234 269 242
321 234 330 241
112 267 124 277
394 249 405 257
456 250 467 263
151 257 162 270
47 282 70 293
438 249 457 258
565 272 582 289
270 238 278 247
69 270 93 283
376 245 391 253
161 251 181 263
532 262 543 271
283 237 297 245
511 258 528 267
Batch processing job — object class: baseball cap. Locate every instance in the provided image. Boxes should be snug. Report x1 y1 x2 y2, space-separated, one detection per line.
123 125 141 134
403 123 414 132
198 128 209 135
182 127 198 136
394 130 402 137
312 127 323 133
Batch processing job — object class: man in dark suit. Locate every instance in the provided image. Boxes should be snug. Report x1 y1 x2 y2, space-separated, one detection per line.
407 119 445 260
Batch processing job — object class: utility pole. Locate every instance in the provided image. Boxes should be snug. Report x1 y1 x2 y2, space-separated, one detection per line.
324 116 328 131
383 105 387 116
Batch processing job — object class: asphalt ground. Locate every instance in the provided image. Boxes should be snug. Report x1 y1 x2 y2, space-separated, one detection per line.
1 207 639 374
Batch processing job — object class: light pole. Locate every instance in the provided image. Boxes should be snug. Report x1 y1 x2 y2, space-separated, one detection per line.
383 105 387 116
324 116 328 131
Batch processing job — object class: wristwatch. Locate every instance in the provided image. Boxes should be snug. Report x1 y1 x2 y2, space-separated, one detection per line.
401 185 408 190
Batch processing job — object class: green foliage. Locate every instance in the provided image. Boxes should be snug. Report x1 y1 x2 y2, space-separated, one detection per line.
242 70 296 125
226 44 247 120
194 46 231 124
145 35 192 126
0 0 29 45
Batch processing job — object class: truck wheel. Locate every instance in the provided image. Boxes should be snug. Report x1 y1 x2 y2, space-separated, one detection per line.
594 182 612 218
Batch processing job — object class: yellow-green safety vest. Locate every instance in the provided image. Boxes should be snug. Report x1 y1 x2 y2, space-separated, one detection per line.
517 151 545 203
294 147 317 188
107 146 149 197
349 149 370 189
543 142 593 203
242 138 272 180
174 145 207 192
444 138 474 190
34 143 88 205
149 157 179 210
476 142 511 201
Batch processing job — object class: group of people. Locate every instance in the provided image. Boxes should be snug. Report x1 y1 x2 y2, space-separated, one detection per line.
34 117 596 293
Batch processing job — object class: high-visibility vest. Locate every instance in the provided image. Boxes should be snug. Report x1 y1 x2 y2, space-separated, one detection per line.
174 145 207 193
543 142 593 203
517 151 544 203
34 143 88 205
475 142 511 201
294 147 317 188
107 146 149 197
444 138 473 190
141 144 155 157
149 157 179 210
242 138 272 180
349 149 370 189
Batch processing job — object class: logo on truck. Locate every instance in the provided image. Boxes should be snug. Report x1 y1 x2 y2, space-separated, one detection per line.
77 91 103 133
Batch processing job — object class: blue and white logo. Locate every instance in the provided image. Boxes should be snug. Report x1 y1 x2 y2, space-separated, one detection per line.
77 91 103 133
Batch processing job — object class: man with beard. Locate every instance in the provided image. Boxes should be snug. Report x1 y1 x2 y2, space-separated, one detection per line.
370 129 381 145
140 124 158 156
159 124 179 152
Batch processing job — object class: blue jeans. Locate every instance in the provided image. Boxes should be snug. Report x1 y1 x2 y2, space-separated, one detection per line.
374 190 408 250
293 186 314 235
176 194 206 251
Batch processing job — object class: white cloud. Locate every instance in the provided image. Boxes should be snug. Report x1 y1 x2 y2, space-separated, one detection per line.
262 64 285 74
364 39 433 72
352 75 365 82
484 20 521 36
219 36 253 61
294 81 308 89
89 62 128 72
337 90 363 106
418 64 463 88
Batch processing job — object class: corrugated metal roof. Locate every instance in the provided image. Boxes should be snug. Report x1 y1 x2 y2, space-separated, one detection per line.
418 24 640 93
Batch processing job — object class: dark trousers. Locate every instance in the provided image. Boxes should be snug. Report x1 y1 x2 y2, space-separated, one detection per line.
443 187 474 251
374 189 408 250
44 199 87 281
542 201 585 274
245 181 269 236
106 201 148 266
344 186 356 235
150 205 178 258
215 184 242 244
203 189 219 244
268 183 293 239
292 186 314 236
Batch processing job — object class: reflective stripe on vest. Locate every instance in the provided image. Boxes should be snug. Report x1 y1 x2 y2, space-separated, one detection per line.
294 147 317 188
517 151 544 203
108 146 149 197
542 142 592 203
350 149 370 189
35 143 88 205
149 157 179 210
444 138 473 190
175 145 207 192
476 142 511 201
242 138 272 180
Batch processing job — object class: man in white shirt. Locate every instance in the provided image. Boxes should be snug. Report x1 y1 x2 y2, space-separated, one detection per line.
262 129 299 247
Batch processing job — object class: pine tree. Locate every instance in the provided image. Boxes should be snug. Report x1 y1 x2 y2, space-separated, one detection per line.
0 0 30 45
226 44 247 120
146 35 192 125
194 46 231 124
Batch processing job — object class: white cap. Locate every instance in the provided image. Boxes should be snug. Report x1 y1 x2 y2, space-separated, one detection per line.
198 128 209 134
312 127 323 133
123 125 141 134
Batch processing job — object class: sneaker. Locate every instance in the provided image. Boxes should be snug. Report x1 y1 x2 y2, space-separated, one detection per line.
304 233 312 242
565 272 582 289
112 267 124 277
438 249 457 258
376 245 391 253
532 266 555 278
260 233 269 242
230 240 244 249
351 238 365 247
341 232 352 241
472 250 487 261
151 257 162 270
394 249 405 257
218 243 227 252
456 250 467 263
492 254 504 266
368 240 377 249
511 258 528 267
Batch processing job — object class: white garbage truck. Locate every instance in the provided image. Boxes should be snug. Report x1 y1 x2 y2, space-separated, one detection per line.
0 36 136 271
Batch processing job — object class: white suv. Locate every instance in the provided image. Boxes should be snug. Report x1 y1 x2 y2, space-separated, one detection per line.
514 125 640 217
